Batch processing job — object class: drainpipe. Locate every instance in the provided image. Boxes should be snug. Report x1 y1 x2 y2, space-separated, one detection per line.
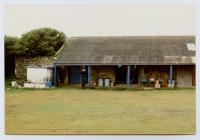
126 65 130 86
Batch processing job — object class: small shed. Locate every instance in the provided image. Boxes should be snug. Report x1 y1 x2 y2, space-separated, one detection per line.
24 66 53 88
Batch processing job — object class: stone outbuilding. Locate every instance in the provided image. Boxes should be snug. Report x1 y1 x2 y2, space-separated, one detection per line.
54 36 195 88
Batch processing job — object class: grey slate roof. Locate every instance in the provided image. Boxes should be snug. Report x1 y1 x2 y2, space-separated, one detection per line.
55 36 195 65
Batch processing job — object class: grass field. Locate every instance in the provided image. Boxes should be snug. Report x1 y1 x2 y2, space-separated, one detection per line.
5 87 196 134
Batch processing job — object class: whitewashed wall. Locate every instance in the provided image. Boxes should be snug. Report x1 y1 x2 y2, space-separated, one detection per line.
27 67 53 83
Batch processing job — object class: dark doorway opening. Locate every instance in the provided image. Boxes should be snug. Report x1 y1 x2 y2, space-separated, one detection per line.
115 65 139 84
115 65 127 84
131 65 139 84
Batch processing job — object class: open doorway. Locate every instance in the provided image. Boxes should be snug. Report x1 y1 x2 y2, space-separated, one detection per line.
131 65 139 84
115 65 139 84
115 65 127 84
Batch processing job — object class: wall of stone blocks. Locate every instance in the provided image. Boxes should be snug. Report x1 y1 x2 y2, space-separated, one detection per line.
91 66 115 83
176 66 194 87
15 57 55 79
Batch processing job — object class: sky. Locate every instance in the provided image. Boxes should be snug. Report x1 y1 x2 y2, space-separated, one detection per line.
4 4 195 37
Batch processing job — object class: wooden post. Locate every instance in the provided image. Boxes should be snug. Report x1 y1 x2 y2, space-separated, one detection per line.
126 65 130 85
169 65 173 84
53 64 57 86
88 65 91 86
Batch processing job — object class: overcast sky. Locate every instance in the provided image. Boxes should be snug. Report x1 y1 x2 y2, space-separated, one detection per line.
4 4 195 37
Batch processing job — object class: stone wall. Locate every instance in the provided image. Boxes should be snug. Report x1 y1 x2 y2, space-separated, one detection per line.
91 66 115 84
176 66 194 87
15 57 55 79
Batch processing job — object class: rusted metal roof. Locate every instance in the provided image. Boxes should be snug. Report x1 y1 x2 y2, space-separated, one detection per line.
55 36 195 65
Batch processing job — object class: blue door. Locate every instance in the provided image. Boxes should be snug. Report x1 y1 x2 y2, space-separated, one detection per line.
68 66 81 84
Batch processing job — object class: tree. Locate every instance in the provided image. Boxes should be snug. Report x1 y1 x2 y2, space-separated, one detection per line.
16 27 66 57
5 36 18 56
4 28 66 78
4 36 19 78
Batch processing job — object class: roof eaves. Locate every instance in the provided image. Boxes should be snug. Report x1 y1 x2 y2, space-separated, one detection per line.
55 38 68 57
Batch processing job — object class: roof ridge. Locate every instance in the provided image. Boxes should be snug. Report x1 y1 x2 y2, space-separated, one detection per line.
69 35 195 38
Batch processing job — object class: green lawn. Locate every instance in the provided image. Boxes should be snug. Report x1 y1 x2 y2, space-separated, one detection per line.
5 87 196 134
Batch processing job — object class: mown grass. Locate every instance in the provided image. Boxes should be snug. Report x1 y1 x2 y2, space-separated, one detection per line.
5 87 196 134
